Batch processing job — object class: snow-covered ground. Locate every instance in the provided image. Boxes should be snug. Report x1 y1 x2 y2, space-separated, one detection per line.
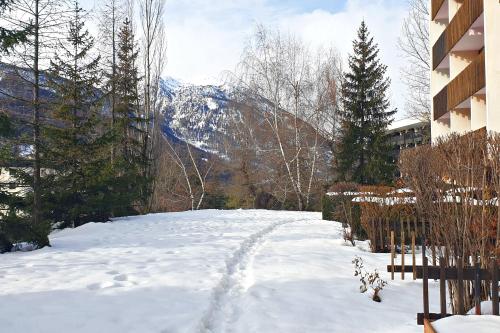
0 210 496 332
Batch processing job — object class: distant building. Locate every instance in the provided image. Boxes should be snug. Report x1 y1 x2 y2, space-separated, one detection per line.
430 0 500 141
387 118 430 162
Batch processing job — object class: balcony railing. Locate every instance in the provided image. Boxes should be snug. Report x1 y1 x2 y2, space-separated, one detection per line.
432 0 483 69
433 49 485 121
432 0 446 19
434 86 448 121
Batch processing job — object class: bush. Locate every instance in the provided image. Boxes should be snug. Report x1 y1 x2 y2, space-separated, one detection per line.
0 214 51 252
352 256 388 302
323 182 366 243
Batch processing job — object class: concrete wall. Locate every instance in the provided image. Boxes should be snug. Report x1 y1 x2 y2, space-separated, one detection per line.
471 95 487 131
484 0 500 133
430 0 451 142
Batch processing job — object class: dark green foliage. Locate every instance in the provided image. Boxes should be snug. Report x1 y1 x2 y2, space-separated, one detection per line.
337 21 396 185
0 0 31 53
322 194 334 221
1 2 151 250
42 2 141 228
322 182 366 241
202 191 228 210
43 2 108 227
113 17 150 207
1 113 51 252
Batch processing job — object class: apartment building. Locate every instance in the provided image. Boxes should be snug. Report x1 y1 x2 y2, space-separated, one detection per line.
430 0 500 141
388 118 430 161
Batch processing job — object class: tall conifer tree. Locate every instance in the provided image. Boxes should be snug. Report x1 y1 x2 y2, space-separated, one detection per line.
337 21 396 185
43 1 114 227
112 17 149 209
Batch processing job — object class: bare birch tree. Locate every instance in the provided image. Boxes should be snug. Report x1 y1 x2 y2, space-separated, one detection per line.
153 137 213 211
138 0 166 209
398 0 431 121
234 25 340 210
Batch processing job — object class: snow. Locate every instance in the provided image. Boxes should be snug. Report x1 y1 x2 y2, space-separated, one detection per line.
432 315 500 333
388 118 425 131
0 209 496 332
205 98 218 111
326 191 374 196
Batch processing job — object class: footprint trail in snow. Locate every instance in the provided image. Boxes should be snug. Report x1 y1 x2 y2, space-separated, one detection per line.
198 219 301 333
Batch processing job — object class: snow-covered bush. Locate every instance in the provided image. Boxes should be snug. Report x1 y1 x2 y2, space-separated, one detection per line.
352 256 388 302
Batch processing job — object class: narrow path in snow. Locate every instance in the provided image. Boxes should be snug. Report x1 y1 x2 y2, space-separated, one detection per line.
197 219 300 333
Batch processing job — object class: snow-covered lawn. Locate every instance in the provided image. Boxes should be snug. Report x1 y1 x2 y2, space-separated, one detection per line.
0 209 494 332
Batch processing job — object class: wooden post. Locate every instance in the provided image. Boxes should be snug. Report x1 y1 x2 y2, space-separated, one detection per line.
457 258 465 315
401 230 405 280
432 246 437 267
412 231 416 280
379 219 384 252
423 240 429 320
390 231 395 280
440 257 446 316
424 319 438 333
474 263 481 315
492 260 499 316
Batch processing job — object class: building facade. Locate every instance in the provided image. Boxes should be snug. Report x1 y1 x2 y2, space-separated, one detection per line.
387 118 430 163
430 0 500 141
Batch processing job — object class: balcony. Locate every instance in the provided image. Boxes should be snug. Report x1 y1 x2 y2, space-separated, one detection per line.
432 0 446 20
433 49 485 121
432 0 484 69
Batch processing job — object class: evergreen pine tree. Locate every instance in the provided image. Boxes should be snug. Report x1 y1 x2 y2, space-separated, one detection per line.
116 18 142 161
0 113 15 252
0 114 35 251
0 0 29 53
43 1 117 227
336 21 396 185
111 17 149 210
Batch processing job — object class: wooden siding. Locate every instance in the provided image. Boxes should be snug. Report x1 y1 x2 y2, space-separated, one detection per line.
448 49 485 110
433 50 485 121
432 0 446 19
433 85 448 121
432 0 484 69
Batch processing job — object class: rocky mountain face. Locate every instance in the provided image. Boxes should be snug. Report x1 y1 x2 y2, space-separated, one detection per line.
158 78 233 157
0 64 330 162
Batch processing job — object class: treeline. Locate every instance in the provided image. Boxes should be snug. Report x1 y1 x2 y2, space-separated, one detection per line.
1 0 399 251
151 22 397 213
0 0 166 251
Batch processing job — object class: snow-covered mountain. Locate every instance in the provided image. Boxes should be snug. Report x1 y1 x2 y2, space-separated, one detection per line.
158 77 234 156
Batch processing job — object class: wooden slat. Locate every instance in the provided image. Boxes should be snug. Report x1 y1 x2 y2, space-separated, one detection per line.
448 49 485 110
433 32 446 70
401 230 405 280
493 262 499 316
433 85 448 121
431 0 446 20
390 231 395 280
418 313 453 326
432 0 484 70
458 258 465 315
387 265 498 281
440 258 446 316
474 263 481 315
433 49 485 121
412 232 416 280
424 318 438 333
423 243 430 321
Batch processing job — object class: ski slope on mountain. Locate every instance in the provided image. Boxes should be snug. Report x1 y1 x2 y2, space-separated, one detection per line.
1 210 492 333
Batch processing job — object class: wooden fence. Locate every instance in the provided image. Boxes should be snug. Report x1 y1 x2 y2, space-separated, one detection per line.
388 238 500 325
369 218 428 253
